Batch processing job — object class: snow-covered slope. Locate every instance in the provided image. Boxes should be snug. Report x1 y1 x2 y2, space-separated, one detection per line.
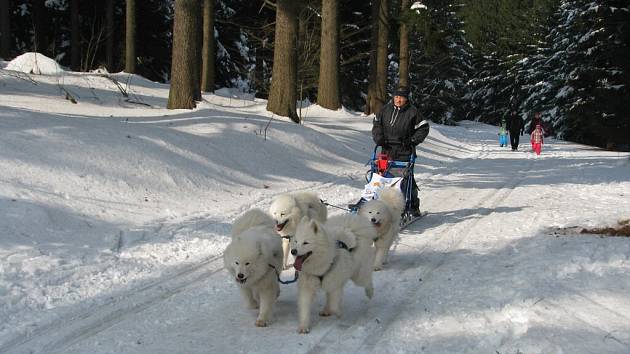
1 63 629 353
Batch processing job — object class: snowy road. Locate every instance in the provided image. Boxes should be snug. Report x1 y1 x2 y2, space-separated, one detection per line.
6 131 629 354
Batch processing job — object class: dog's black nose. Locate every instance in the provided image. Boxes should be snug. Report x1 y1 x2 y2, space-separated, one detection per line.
237 273 244 279
291 249 297 256
371 218 377 223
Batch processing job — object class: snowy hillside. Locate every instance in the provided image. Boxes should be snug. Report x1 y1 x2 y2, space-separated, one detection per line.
1 61 630 354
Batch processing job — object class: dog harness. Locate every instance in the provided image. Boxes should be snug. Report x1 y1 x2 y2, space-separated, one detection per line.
268 264 299 285
316 241 356 282
336 240 354 252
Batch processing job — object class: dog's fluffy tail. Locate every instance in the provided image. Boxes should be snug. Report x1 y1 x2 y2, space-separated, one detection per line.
327 214 377 247
232 208 275 236
294 192 328 222
378 187 405 214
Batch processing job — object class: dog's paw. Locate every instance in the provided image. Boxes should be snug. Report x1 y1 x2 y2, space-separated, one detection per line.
319 309 332 317
255 319 268 327
365 287 374 299
298 326 310 334
373 265 383 271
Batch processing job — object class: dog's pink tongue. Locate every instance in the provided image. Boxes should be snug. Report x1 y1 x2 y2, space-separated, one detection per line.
294 256 304 271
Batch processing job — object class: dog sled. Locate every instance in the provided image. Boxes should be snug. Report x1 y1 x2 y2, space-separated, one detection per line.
349 145 426 229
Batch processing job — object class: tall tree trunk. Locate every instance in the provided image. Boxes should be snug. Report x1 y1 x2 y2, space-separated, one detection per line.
168 0 199 109
31 0 50 55
365 0 380 115
192 1 202 101
317 0 340 110
105 0 115 71
70 0 80 71
398 0 409 88
201 0 215 92
125 0 135 73
298 8 306 109
266 0 299 123
0 0 10 59
375 0 389 114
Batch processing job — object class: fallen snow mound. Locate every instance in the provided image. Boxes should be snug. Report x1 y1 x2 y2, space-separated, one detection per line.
6 52 64 75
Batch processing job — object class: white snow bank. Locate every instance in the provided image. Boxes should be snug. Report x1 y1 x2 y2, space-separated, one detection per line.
6 52 64 75
214 87 255 101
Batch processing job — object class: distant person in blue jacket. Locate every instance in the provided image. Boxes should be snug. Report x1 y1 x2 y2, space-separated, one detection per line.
498 118 508 147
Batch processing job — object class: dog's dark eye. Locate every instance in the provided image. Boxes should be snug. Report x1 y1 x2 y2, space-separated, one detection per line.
280 213 286 217
303 241 309 245
235 261 239 265
245 262 250 266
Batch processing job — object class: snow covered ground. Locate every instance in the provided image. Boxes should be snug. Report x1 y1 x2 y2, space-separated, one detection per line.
1 57 630 353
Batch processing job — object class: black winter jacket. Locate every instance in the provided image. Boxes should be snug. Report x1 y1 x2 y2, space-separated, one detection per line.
506 114 524 135
372 102 430 161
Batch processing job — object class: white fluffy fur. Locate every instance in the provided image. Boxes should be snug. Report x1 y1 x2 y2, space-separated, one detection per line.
358 186 405 270
224 209 283 327
291 214 375 334
269 192 328 269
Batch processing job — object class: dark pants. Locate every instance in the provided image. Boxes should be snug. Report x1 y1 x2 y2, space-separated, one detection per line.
390 167 419 211
400 174 419 211
509 132 520 150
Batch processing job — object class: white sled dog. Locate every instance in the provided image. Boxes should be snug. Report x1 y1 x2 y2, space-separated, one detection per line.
224 208 283 327
269 192 328 269
291 214 376 334
358 186 405 270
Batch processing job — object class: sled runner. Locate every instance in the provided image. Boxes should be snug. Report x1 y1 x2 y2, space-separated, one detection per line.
350 145 426 228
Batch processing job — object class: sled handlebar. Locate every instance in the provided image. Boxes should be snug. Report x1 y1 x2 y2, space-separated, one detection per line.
372 145 417 164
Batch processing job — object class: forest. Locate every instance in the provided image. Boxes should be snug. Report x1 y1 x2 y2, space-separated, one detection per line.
0 0 628 149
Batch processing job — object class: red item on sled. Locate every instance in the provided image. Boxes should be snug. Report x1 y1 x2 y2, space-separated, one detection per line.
376 153 390 174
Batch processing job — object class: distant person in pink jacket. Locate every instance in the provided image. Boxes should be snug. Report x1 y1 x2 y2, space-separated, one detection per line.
530 124 544 155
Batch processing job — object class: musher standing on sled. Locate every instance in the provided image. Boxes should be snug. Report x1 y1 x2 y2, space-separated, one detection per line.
371 86 430 217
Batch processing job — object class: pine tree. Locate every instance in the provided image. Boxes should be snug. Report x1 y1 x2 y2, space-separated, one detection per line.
318 0 341 110
105 0 115 71
31 0 51 55
201 0 216 92
408 0 473 124
339 0 372 111
365 0 381 115
462 0 559 125
168 0 200 109
550 0 630 147
70 0 80 71
398 0 410 88
125 0 136 73
375 0 389 113
0 0 10 59
267 0 300 122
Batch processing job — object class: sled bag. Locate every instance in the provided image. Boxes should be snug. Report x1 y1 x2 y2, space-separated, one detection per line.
360 173 402 201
